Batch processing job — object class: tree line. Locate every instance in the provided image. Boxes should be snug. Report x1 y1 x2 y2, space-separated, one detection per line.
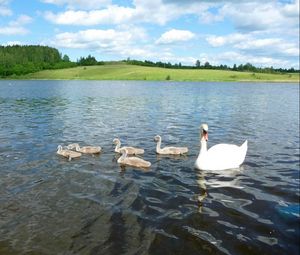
125 59 299 74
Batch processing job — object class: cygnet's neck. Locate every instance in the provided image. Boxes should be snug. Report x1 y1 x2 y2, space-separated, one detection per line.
121 150 127 160
156 139 161 153
115 140 121 152
118 151 127 164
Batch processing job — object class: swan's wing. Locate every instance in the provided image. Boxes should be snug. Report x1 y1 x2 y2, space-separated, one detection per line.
208 143 240 154
207 143 246 168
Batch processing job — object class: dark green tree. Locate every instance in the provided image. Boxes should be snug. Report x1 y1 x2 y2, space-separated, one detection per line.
62 54 70 62
0 45 76 77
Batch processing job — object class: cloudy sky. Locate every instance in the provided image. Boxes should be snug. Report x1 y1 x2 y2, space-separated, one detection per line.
0 0 299 68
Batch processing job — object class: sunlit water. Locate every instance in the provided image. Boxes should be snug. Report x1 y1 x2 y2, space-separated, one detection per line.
0 80 299 255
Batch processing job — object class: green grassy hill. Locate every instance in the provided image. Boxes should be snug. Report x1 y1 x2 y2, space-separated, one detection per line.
10 63 300 82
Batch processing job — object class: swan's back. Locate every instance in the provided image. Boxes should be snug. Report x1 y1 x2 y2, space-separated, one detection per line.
197 140 247 170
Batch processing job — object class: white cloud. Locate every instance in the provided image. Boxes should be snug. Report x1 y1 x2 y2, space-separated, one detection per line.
0 27 28 35
44 0 210 25
156 29 195 44
0 0 12 16
211 51 292 68
206 33 299 58
206 33 251 47
199 10 224 24
0 15 32 35
51 28 147 51
10 14 33 26
49 27 196 65
206 0 299 35
44 6 135 25
2 41 22 46
220 2 285 32
41 0 111 10
281 0 299 17
0 7 11 16
235 38 299 57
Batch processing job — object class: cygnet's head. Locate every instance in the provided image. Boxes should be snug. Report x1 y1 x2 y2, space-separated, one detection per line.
154 135 161 142
67 143 79 150
113 138 120 144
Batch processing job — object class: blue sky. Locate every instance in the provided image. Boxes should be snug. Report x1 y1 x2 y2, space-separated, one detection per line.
0 0 299 68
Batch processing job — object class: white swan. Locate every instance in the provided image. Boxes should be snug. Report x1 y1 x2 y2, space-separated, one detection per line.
57 145 82 161
117 148 151 168
154 135 188 155
113 138 144 155
67 143 101 154
195 124 248 170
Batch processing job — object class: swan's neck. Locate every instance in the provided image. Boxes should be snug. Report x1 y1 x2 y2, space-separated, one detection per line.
196 139 207 167
200 139 208 154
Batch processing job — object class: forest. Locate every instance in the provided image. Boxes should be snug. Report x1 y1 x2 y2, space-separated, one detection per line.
0 45 77 77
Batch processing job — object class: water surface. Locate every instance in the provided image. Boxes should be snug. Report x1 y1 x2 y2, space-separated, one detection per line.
0 80 299 255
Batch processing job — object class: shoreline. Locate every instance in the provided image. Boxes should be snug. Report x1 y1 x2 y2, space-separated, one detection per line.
1 78 299 83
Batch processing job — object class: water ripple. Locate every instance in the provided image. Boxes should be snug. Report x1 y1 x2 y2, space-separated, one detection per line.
0 80 299 255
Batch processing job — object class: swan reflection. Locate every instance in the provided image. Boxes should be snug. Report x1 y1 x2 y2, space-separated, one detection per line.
196 168 244 213
196 170 207 213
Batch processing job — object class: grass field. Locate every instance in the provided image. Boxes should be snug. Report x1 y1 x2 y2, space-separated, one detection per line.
10 63 300 82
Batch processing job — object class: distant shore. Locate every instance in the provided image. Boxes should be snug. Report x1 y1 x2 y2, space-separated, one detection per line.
2 63 299 83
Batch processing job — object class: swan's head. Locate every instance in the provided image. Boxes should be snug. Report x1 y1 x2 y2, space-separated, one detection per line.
113 138 120 144
154 135 161 142
200 124 208 141
57 145 62 151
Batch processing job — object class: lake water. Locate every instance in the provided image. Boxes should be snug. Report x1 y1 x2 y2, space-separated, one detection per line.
0 80 299 255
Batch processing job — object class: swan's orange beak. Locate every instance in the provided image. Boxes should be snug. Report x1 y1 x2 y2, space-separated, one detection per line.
204 133 208 141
